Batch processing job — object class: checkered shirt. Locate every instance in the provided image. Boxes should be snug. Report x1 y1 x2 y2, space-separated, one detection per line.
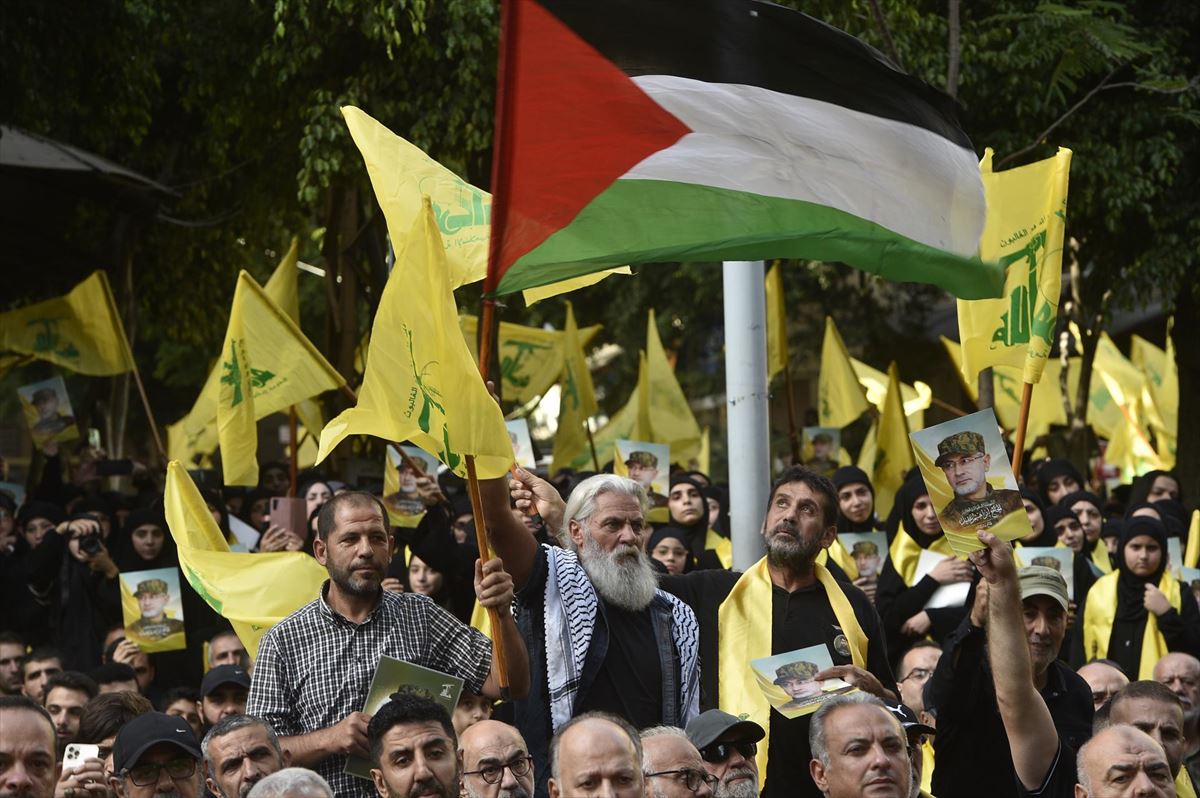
247 582 491 797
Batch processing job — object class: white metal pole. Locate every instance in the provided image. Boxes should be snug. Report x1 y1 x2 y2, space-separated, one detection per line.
722 260 770 570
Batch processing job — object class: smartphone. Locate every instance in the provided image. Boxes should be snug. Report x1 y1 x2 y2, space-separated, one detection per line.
63 743 100 771
87 428 101 449
95 459 134 476
270 496 308 539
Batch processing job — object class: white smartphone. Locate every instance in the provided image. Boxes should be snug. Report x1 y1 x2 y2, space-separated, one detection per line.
63 743 100 771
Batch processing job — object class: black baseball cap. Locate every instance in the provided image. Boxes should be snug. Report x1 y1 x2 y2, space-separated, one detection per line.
200 665 251 698
113 712 202 773
886 703 935 738
685 709 766 751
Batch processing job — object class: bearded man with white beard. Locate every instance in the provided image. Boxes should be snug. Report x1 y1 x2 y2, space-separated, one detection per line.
506 465 897 798
480 474 700 798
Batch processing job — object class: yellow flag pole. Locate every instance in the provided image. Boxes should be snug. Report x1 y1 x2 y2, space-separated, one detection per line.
1011 382 1034 480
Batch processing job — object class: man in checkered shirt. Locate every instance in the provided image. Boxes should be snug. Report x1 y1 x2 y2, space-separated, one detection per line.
246 491 529 797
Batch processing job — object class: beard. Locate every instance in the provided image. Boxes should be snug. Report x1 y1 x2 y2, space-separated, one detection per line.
387 775 458 798
579 533 659 611
328 556 383 597
465 785 531 798
715 767 759 798
765 521 823 571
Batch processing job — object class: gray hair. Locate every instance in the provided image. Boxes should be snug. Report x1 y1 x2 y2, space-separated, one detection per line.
559 475 648 548
201 715 282 770
809 693 891 768
549 711 642 784
640 725 691 772
245 768 333 798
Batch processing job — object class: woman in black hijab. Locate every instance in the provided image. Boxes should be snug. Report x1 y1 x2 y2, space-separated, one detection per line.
875 472 974 668
1079 515 1200 679
831 466 880 535
1129 470 1183 505
1035 458 1085 506
665 473 728 570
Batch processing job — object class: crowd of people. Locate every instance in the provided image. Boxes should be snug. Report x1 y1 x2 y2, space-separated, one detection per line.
0 435 1193 798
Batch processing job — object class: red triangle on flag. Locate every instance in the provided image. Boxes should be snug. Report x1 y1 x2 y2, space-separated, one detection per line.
488 0 691 285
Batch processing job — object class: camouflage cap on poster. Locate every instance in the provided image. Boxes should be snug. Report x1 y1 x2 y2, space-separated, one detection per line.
935 431 987 468
851 541 879 557
813 433 833 445
134 579 169 596
626 450 658 468
31 387 57 403
774 661 819 684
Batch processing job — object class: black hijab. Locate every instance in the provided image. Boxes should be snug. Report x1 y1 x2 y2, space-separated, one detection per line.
646 526 693 574
832 466 879 534
1035 459 1085 506
1024 492 1061 548
667 474 710 555
115 506 178 571
1115 515 1169 624
702 485 730 538
887 472 942 549
1129 470 1182 506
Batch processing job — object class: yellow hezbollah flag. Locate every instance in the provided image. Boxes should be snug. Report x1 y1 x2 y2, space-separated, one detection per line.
765 262 788 380
460 315 602 406
818 316 870 428
522 267 632 305
0 271 133 376
551 301 599 473
168 241 303 465
217 272 345 486
567 351 651 471
941 336 1065 441
164 462 326 659
958 148 1072 385
872 364 914 518
1131 330 1178 465
646 309 702 464
316 201 513 478
851 357 932 430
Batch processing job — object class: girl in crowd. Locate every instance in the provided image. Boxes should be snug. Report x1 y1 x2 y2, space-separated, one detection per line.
665 473 729 569
1060 490 1114 574
646 526 692 575
1080 515 1200 679
1035 458 1085 506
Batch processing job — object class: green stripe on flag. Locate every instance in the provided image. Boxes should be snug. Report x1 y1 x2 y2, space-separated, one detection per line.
496 180 1005 300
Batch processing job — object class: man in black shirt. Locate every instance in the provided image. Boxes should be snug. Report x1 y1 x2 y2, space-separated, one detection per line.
655 467 896 798
946 533 1094 798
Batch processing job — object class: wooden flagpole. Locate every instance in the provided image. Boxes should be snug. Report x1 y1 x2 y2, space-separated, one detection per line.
1011 382 1034 480
129 362 166 459
585 418 600 472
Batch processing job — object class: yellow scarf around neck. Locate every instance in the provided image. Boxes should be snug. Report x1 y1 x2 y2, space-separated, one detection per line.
717 557 868 786
890 522 953 586
1178 769 1197 798
1091 536 1113 574
1082 570 1180 679
705 529 733 569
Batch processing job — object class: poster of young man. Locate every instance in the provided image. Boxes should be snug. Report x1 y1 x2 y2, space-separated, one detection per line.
751 644 854 719
506 418 537 469
120 567 187 653
17 375 80 448
382 445 440 527
909 408 1030 555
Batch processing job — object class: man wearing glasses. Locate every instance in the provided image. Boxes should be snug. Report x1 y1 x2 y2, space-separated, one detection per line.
934 432 1023 534
460 719 535 798
109 712 205 798
896 642 940 794
641 727 716 798
685 710 764 798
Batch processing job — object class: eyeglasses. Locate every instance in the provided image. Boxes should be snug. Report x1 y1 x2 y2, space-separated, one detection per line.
939 454 985 472
898 667 933 684
644 768 718 794
699 741 757 763
463 755 533 784
125 758 196 786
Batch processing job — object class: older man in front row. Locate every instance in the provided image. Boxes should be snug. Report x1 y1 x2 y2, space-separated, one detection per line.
808 693 912 798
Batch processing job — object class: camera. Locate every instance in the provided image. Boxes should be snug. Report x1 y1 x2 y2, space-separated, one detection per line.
79 535 103 556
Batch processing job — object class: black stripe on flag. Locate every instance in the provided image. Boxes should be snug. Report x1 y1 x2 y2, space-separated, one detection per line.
538 0 972 149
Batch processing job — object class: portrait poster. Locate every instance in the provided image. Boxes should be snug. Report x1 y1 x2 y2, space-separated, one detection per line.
506 419 537 469
613 440 670 506
346 656 464 780
801 427 840 477
1181 567 1200 605
1016 546 1075 600
751 644 853 719
18 376 80 448
909 408 1030 555
382 445 440 528
913 550 971 609
119 567 186 653
837 532 889 581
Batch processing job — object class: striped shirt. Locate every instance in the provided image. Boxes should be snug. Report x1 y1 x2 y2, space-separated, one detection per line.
247 581 491 797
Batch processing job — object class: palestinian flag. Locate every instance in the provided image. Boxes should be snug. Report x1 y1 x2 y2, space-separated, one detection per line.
486 0 1002 300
